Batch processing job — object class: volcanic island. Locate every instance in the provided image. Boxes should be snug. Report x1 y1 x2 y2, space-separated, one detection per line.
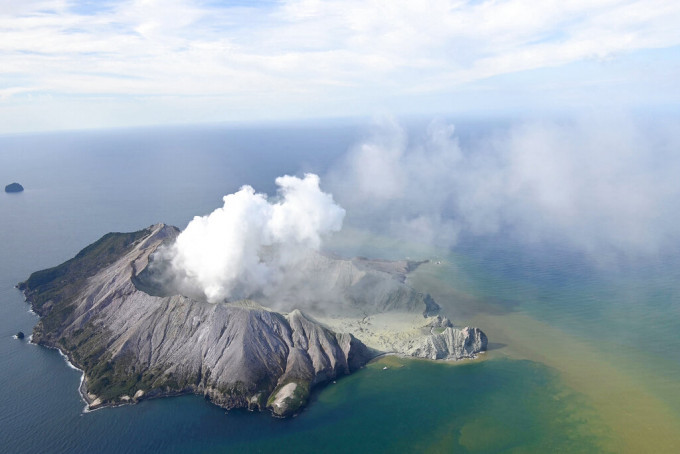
19 224 487 417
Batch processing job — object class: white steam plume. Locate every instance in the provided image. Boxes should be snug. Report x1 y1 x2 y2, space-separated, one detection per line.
168 173 345 302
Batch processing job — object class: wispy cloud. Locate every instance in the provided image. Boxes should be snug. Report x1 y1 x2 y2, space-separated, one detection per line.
1 0 679 131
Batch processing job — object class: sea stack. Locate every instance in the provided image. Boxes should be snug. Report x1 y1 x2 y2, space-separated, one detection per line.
5 183 24 193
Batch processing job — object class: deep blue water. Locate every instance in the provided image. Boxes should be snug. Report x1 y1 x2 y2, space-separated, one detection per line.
1 122 679 452
0 123 358 453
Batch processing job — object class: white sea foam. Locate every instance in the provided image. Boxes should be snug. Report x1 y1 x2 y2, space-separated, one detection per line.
57 348 81 372
38 341 91 412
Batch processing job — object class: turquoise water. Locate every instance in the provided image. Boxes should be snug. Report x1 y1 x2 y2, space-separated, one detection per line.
1 123 679 452
404 239 680 451
447 238 680 399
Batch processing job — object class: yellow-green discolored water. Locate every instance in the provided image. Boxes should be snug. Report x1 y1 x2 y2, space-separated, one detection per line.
409 258 680 453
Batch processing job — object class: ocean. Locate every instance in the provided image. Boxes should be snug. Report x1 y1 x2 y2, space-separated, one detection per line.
1 121 679 453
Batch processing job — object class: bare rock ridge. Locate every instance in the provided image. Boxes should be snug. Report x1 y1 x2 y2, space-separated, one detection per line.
19 223 487 417
252 250 441 317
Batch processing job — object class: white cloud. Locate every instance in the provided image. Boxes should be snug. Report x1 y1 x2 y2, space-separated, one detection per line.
167 173 345 302
328 114 680 261
0 0 679 131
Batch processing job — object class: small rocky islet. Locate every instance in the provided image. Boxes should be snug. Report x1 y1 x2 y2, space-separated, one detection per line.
5 182 24 193
18 224 487 417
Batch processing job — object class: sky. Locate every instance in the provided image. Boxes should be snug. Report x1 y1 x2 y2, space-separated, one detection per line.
1 0 680 133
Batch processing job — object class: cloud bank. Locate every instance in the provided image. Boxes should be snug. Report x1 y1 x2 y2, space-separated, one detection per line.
166 173 344 302
328 115 680 260
154 113 680 304
2 0 680 132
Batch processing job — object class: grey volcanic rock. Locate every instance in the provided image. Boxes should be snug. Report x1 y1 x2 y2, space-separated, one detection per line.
5 182 24 193
256 251 440 317
20 224 372 416
426 314 453 329
403 326 488 360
